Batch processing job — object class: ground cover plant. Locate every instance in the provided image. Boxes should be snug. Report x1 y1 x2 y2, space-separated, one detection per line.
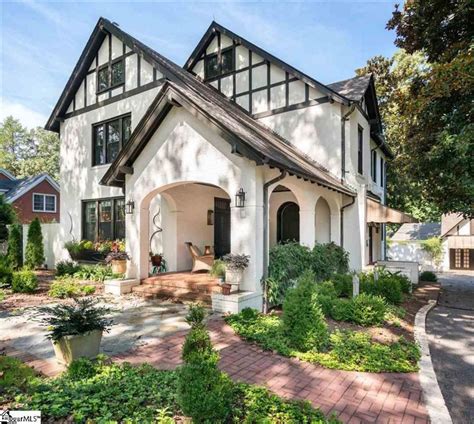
11 270 38 293
48 278 96 298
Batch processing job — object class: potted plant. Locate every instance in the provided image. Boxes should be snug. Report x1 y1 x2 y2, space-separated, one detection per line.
105 241 130 274
149 251 163 267
38 298 112 364
65 240 106 263
222 253 250 292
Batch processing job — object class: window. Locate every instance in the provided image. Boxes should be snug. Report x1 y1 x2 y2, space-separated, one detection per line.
371 150 377 182
358 126 363 174
96 58 125 93
204 47 234 79
82 197 125 241
380 157 384 188
32 193 56 212
92 114 131 166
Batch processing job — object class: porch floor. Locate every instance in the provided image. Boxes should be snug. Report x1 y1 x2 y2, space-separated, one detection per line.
133 271 221 304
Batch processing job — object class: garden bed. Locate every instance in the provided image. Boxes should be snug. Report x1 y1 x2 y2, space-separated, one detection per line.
3 355 339 423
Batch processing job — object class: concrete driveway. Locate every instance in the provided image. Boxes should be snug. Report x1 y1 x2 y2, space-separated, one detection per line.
426 272 474 424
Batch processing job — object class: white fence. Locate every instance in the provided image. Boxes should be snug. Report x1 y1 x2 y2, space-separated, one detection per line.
388 241 438 272
21 222 61 269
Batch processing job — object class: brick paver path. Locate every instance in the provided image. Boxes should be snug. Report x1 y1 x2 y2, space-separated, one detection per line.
114 318 430 423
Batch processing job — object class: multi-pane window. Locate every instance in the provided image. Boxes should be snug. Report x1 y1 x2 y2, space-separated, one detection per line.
371 150 377 182
97 59 125 93
82 197 125 241
92 114 131 166
204 47 234 79
33 194 56 212
358 126 363 175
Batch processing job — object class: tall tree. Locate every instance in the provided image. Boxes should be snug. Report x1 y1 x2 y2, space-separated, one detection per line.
386 0 474 218
0 117 60 181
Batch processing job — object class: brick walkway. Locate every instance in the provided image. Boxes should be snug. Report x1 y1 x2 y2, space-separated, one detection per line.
114 318 430 423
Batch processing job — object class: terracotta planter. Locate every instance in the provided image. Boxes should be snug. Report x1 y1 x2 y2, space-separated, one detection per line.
221 283 232 295
111 259 127 274
150 255 162 267
52 330 102 365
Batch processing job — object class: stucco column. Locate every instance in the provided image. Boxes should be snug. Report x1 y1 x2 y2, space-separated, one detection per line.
230 204 264 295
330 213 341 244
299 208 316 248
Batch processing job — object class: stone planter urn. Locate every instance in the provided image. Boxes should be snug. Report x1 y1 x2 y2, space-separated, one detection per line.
52 329 103 365
111 259 127 274
225 269 243 292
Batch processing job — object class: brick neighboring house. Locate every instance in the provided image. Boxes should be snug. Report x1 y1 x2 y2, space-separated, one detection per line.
0 168 60 224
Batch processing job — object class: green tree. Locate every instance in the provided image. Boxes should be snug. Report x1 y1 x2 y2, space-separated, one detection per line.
7 224 23 269
385 0 474 218
25 218 45 269
0 117 60 181
0 195 16 243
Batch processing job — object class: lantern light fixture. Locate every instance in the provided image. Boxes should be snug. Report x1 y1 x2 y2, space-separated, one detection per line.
235 188 246 208
125 200 135 214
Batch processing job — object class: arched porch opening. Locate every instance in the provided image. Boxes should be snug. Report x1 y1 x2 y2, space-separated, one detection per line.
269 184 300 247
315 197 331 244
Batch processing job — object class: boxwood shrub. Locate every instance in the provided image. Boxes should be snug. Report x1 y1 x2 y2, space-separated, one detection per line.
351 293 386 326
12 270 38 293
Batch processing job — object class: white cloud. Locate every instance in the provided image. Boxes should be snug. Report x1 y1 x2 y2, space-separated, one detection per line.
0 98 48 129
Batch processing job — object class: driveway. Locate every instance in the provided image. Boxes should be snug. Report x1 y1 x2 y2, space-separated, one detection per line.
426 272 474 424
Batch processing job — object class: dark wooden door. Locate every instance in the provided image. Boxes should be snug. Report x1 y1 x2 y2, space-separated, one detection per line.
277 201 299 243
369 226 374 264
449 248 474 270
214 197 231 258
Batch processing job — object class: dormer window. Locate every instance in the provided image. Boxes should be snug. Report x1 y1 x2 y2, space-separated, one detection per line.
97 58 125 93
204 48 234 79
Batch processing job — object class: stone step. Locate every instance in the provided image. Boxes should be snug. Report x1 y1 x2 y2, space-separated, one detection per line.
132 284 213 304
140 279 220 293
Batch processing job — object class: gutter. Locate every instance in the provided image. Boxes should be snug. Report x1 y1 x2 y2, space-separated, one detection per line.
340 195 356 248
262 169 287 313
340 104 356 182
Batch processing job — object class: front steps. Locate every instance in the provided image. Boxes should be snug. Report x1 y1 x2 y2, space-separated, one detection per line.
132 272 221 304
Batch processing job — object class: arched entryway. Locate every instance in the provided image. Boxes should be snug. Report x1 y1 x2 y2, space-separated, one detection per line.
277 201 300 243
315 197 331 243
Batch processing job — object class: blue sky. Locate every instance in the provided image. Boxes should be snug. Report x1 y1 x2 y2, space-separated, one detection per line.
1 0 399 129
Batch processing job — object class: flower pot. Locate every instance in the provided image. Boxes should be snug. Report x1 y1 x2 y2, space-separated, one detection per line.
221 283 232 295
150 255 162 267
52 329 102 365
225 269 243 292
111 259 127 274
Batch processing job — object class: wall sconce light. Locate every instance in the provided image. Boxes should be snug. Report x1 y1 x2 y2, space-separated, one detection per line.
235 188 246 208
125 200 135 214
207 210 214 225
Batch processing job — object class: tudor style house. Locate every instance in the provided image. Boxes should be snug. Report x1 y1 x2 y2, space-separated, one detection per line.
46 18 413 310
0 168 60 224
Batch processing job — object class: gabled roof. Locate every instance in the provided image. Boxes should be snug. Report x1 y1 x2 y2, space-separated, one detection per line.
1 174 60 203
327 75 372 101
0 168 15 180
184 21 350 105
391 223 441 242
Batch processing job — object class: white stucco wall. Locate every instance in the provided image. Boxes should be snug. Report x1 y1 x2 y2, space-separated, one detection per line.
388 241 440 271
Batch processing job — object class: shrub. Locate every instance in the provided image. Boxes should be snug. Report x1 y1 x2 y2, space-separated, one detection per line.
72 264 116 282
421 237 444 267
185 303 206 328
12 270 38 293
316 294 334 317
311 242 349 281
331 273 353 297
282 271 329 352
209 259 226 279
351 293 386 326
7 224 23 269
0 355 37 398
0 262 13 288
66 357 100 381
359 270 403 304
178 321 232 422
315 280 338 298
0 194 15 243
38 298 112 341
24 218 45 269
420 270 437 282
48 278 95 298
330 298 353 322
55 260 80 277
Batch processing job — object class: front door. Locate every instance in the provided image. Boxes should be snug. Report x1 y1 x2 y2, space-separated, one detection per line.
449 248 474 270
277 201 300 243
214 197 231 258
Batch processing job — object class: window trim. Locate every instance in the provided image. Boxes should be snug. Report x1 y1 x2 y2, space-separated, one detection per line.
32 193 57 213
81 196 125 241
91 113 131 167
204 45 235 80
371 150 377 183
96 57 125 94
357 125 364 175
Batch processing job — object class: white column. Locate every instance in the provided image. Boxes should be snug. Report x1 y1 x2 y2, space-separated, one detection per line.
299 208 316 248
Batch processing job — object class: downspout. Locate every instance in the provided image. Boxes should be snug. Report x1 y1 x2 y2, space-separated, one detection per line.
340 103 356 182
262 169 286 313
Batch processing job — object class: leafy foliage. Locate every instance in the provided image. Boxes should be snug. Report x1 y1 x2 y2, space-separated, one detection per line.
222 253 250 270
24 218 44 269
184 302 206 328
329 298 354 322
72 264 118 282
421 237 444 267
0 356 38 402
7 224 23 269
311 243 349 281
0 260 13 288
209 259 226 278
282 271 329 352
48 278 96 298
351 294 387 326
38 297 112 341
0 194 16 243
55 260 81 277
12 270 38 293
359 270 404 304
419 270 438 282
